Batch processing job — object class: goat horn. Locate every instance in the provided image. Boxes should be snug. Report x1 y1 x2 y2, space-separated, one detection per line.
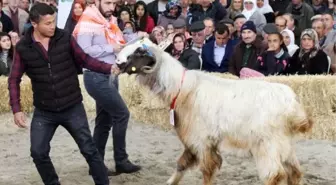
141 65 155 73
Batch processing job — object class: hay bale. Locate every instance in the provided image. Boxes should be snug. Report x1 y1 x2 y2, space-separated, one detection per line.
118 74 336 141
0 76 33 113
0 73 334 140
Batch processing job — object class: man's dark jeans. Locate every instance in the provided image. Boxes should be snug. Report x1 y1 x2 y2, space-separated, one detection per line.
83 71 129 165
30 103 109 185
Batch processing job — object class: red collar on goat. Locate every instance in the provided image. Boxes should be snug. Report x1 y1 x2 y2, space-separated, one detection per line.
170 69 187 110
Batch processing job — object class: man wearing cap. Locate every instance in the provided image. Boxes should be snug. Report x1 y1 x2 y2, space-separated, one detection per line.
232 14 247 39
229 21 265 76
262 23 278 47
202 23 236 73
189 20 206 55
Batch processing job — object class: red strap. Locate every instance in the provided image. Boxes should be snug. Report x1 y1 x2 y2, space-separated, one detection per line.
170 69 186 110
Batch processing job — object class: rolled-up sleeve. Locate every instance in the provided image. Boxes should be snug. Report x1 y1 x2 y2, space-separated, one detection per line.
76 33 114 58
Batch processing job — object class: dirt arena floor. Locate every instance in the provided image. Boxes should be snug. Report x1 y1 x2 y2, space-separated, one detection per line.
0 113 335 185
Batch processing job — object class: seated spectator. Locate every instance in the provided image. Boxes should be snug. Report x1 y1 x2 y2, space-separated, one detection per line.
312 19 327 46
323 43 336 74
166 23 174 35
0 0 14 33
157 0 185 29
232 14 246 39
242 0 266 35
187 0 227 26
312 0 328 14
202 23 235 72
123 21 138 42
268 0 289 16
203 17 215 43
285 0 314 32
281 29 299 56
0 32 13 76
256 0 275 23
173 19 191 40
229 21 266 76
275 16 287 32
285 29 329 75
64 0 86 34
189 21 206 55
3 0 29 36
321 13 336 48
134 1 155 33
118 7 133 30
261 23 277 47
19 0 30 13
147 0 168 25
282 13 301 45
226 0 243 20
150 26 167 45
255 31 290 76
170 33 201 70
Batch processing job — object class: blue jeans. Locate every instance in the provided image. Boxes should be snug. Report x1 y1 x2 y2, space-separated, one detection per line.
30 103 109 185
83 71 129 165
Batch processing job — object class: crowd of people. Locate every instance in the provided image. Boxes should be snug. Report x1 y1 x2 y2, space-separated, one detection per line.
62 0 336 76
1 0 335 184
0 0 335 78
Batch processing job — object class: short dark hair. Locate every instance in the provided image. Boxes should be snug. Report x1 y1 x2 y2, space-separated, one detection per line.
29 3 55 23
215 23 229 35
322 12 334 20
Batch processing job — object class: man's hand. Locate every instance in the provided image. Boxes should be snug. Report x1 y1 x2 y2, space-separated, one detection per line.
111 64 121 75
14 112 27 128
112 43 125 53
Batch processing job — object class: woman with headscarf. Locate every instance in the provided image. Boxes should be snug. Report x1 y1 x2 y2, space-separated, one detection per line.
256 0 274 23
281 29 299 57
170 33 201 69
285 29 329 75
226 0 243 20
157 0 186 29
64 0 86 34
242 0 266 34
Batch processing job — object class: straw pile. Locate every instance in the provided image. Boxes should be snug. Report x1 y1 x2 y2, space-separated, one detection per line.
0 76 34 113
117 73 336 141
0 74 335 140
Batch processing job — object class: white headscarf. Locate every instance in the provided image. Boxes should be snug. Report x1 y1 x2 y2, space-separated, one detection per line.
257 0 273 14
242 0 257 20
281 29 299 56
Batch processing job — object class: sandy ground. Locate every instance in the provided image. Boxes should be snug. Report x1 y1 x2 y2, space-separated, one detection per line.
0 113 335 185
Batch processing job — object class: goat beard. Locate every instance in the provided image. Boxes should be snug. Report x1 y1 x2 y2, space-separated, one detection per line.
136 74 164 96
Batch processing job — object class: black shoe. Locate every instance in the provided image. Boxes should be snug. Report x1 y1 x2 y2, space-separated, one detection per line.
89 166 118 176
115 160 141 174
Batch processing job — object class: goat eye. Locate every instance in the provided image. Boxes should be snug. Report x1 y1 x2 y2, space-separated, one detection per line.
127 56 130 60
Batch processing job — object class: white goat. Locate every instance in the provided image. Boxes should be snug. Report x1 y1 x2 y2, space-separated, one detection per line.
115 38 313 185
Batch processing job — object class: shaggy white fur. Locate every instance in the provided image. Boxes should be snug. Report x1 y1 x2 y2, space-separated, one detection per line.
116 38 313 185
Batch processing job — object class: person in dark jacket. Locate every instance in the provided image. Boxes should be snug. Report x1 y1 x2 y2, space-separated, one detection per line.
171 33 201 69
187 0 227 27
255 31 290 76
285 28 329 75
202 23 235 72
147 0 168 25
0 32 13 76
0 5 14 33
8 4 111 185
229 21 266 76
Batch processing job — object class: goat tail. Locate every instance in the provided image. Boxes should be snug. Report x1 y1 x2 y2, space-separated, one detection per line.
289 103 314 134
